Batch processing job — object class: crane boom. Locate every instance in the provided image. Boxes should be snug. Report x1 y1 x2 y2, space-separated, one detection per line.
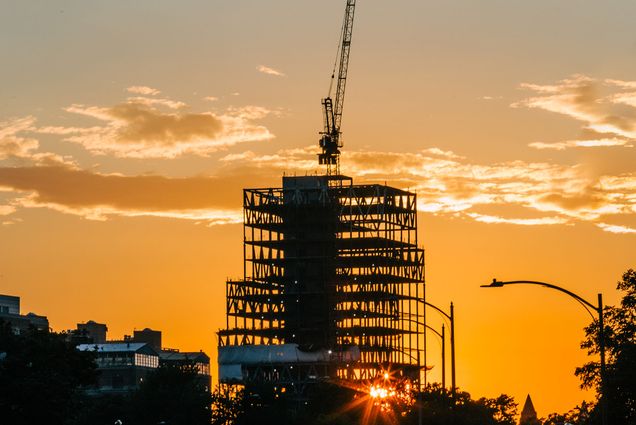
318 0 357 175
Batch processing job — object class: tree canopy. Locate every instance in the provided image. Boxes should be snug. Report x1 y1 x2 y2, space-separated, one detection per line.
574 269 636 425
0 322 97 425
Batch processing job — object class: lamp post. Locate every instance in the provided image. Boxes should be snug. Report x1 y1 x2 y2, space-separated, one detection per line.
402 317 446 425
424 323 446 389
421 301 456 400
481 279 607 425
402 315 447 389
419 323 446 425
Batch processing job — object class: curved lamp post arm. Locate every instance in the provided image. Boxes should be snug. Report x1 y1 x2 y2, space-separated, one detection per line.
482 279 599 319
404 295 451 321
406 297 457 400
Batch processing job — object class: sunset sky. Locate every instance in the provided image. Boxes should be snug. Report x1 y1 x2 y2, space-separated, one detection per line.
1 0 635 416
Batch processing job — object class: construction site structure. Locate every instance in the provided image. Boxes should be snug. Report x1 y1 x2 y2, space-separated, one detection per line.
218 0 427 396
318 0 356 176
218 175 426 394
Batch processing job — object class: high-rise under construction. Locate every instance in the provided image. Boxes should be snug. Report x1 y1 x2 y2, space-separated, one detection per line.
218 174 425 393
218 0 426 395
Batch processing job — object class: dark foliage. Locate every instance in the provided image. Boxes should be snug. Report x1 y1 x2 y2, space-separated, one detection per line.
0 321 98 425
68 362 213 425
542 401 594 425
212 381 516 425
65 394 132 425
129 362 212 425
403 384 517 425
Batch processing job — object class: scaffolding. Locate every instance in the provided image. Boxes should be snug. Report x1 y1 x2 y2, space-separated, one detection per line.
218 175 425 392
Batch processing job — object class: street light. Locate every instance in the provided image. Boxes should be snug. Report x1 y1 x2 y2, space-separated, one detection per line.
401 315 446 389
426 323 446 390
420 300 456 400
481 279 607 425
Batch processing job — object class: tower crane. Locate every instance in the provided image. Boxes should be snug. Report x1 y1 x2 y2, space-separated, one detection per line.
318 0 356 176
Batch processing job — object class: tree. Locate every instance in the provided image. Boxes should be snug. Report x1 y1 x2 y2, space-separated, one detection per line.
212 385 245 425
575 268 636 425
130 362 213 425
0 321 97 425
477 394 518 425
403 384 517 425
542 401 594 425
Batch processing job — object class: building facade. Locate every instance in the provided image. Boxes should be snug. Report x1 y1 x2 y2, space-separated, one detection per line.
75 326 211 394
77 343 160 393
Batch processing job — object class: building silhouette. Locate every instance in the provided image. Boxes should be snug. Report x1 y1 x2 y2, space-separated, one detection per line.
0 294 49 334
218 175 426 394
74 324 211 393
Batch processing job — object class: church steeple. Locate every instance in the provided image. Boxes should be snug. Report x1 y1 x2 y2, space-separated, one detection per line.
519 394 541 425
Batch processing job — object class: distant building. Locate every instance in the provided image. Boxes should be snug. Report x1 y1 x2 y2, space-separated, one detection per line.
0 294 49 334
77 342 159 393
77 321 108 343
519 394 541 425
133 328 162 351
67 320 108 345
159 349 211 390
0 295 20 315
76 326 211 394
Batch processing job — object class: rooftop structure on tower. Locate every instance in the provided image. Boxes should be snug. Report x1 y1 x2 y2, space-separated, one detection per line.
519 394 541 425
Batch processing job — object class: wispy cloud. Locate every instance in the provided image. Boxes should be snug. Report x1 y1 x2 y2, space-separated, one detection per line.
467 213 568 226
529 138 633 150
0 116 39 160
0 117 74 165
597 223 636 234
0 165 257 224
126 96 187 110
257 65 286 77
127 86 161 96
221 145 636 234
32 90 275 159
515 75 636 148
0 204 16 216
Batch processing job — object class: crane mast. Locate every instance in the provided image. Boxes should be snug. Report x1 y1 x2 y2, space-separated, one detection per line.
318 0 356 175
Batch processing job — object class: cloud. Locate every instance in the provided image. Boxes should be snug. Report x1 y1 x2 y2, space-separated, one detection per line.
529 138 633 150
0 165 263 223
467 213 568 226
0 117 74 166
0 116 39 159
127 86 161 96
2 142 634 234
204 96 219 102
515 75 636 142
604 79 636 89
221 145 636 234
257 65 286 77
597 223 636 234
126 96 187 110
35 96 275 158
0 204 16 216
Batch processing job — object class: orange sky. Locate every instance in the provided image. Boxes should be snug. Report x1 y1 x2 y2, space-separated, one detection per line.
1 0 636 416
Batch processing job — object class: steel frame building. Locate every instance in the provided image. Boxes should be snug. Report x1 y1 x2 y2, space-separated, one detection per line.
218 175 425 392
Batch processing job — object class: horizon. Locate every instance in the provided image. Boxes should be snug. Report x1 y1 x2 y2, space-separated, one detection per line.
1 0 635 416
